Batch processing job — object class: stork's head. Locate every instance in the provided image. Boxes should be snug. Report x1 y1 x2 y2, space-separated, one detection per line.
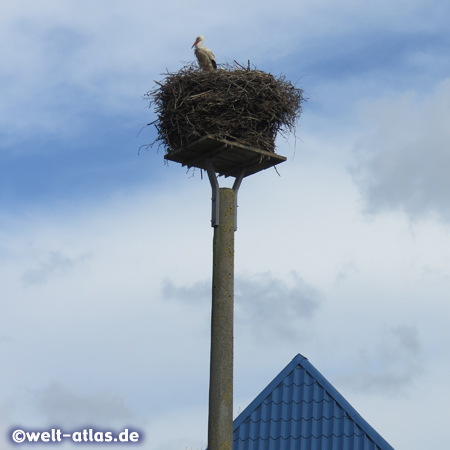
192 35 204 48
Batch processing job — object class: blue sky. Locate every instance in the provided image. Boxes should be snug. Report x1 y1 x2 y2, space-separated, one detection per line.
1 1 450 449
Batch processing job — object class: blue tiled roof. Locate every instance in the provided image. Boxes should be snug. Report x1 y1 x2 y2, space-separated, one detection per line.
233 354 395 450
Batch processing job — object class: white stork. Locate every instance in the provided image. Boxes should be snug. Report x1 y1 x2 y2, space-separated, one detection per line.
192 35 217 71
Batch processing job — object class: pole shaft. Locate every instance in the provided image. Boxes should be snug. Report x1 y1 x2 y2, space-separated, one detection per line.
208 188 235 450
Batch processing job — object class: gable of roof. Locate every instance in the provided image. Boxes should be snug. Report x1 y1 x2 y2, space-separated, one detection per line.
233 354 395 450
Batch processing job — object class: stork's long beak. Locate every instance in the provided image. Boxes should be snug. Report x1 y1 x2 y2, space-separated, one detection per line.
191 40 199 48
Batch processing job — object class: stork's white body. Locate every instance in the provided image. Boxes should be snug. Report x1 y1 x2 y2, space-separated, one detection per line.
192 35 217 71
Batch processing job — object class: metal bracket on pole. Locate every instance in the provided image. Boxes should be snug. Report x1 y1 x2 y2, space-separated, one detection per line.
205 158 246 229
232 168 246 231
204 157 220 227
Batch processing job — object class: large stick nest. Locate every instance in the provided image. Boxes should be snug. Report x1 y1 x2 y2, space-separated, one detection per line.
145 63 305 154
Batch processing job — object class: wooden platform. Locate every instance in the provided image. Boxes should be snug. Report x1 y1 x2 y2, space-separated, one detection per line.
164 135 286 178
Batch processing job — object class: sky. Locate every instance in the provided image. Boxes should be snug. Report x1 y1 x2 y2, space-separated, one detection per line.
1 0 450 449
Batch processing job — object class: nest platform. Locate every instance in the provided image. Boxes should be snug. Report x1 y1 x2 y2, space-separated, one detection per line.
146 63 305 168
164 135 286 178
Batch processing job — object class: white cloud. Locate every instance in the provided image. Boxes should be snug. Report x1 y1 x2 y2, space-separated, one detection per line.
30 381 135 428
353 78 450 221
338 325 423 395
235 271 321 341
163 270 322 343
20 251 92 286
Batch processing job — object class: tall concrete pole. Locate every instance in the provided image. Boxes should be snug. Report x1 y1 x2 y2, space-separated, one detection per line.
208 187 235 450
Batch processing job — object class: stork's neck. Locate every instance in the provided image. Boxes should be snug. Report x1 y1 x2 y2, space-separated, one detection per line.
196 39 204 48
